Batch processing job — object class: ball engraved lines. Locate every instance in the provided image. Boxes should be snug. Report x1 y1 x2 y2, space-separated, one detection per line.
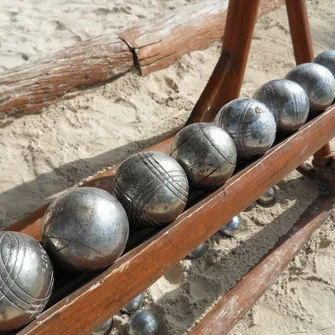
114 152 188 227
0 232 53 321
48 198 106 258
198 125 236 183
236 101 274 158
199 124 236 165
254 80 309 133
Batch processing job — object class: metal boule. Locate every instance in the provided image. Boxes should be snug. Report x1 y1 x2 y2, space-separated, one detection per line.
214 98 276 160
284 62 335 112
91 317 113 335
253 79 310 133
121 293 145 314
169 123 237 189
187 242 209 259
113 151 189 229
219 215 241 237
257 187 276 206
313 49 335 79
0 232 54 332
42 187 129 273
128 310 161 335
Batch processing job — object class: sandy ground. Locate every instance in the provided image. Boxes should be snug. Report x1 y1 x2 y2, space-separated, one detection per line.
1 0 335 334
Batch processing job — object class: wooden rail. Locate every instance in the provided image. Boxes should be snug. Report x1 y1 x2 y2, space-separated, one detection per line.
0 0 285 118
12 105 335 335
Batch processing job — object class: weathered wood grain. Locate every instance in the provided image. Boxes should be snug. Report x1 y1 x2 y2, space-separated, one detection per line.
0 34 133 117
13 106 335 335
120 0 285 76
188 193 335 335
0 0 286 117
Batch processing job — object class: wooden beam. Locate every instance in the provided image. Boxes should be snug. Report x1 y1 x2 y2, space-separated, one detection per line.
286 0 314 64
14 106 335 335
188 193 335 335
0 35 133 117
120 0 285 76
210 0 262 112
286 0 333 166
186 0 263 124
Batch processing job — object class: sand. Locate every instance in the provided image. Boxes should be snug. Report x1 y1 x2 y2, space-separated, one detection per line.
1 0 335 334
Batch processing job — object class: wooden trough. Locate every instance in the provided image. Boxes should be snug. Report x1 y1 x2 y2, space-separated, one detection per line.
2 0 335 334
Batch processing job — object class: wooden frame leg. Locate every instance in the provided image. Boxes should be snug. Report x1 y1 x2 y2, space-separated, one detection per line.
186 0 261 124
286 0 332 167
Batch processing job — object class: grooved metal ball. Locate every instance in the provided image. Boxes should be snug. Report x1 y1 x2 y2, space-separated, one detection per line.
187 242 209 259
0 232 54 332
169 123 237 189
113 151 189 229
285 63 335 112
313 50 335 79
42 187 129 273
121 293 145 314
128 310 161 335
253 79 310 133
257 187 276 206
214 98 276 160
219 215 241 237
91 317 113 335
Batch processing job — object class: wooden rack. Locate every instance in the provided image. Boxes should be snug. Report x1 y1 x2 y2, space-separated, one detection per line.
3 0 335 334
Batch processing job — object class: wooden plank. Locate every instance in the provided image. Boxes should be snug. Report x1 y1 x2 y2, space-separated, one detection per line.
188 193 335 335
15 106 335 335
120 0 285 76
0 34 133 117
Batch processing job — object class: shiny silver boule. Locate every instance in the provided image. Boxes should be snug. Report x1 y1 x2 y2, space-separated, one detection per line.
285 63 335 112
42 187 129 272
214 98 276 160
113 151 189 229
253 79 310 133
257 187 276 206
91 317 113 335
313 49 335 78
187 242 209 259
128 310 161 335
219 215 241 237
121 293 145 314
169 123 237 189
0 232 54 332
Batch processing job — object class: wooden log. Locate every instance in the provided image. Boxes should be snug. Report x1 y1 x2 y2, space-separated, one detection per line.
120 0 285 76
188 193 335 335
0 35 133 116
0 0 285 117
13 106 335 335
286 0 333 167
